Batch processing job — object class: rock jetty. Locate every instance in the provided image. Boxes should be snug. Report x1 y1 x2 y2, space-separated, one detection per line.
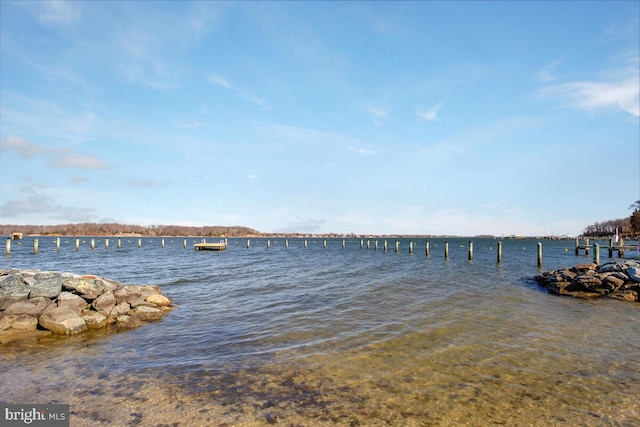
535 260 640 302
0 269 173 342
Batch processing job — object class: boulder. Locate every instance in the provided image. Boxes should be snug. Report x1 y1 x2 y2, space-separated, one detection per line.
116 314 143 329
110 302 131 318
3 297 52 316
82 311 108 329
626 267 640 283
63 277 105 300
146 294 171 307
57 291 88 313
133 306 163 321
30 272 64 298
113 286 140 304
39 306 88 334
92 292 117 316
11 314 38 331
0 275 31 310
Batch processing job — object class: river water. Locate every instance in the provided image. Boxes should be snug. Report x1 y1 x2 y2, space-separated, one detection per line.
1 237 639 426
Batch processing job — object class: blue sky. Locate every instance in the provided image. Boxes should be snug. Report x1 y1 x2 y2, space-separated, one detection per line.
1 1 638 236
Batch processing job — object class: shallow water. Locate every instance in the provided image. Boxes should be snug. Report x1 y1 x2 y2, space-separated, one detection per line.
1 237 639 426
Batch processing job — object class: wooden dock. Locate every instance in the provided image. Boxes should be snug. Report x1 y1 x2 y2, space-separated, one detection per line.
574 238 639 258
194 240 227 251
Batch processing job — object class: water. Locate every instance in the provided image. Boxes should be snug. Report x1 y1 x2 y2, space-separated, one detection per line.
1 237 639 426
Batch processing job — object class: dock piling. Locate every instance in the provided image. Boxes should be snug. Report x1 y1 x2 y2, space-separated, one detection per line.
105 238 109 250
6 238 10 256
138 238 142 249
593 243 600 265
75 238 80 251
468 241 473 261
537 242 543 268
90 239 95 250
444 241 449 259
425 241 430 257
56 237 60 252
33 238 39 255
497 241 502 264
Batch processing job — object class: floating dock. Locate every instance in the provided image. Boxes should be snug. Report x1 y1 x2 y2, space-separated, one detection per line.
194 240 227 251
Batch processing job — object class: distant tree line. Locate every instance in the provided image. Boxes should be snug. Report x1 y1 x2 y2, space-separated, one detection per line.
0 223 261 237
582 200 640 238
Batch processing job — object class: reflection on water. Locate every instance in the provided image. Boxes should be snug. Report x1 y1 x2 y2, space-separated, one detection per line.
1 238 639 426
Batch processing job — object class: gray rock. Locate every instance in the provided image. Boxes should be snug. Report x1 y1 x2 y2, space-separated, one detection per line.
3 297 52 316
92 292 116 316
39 306 87 334
110 302 131 318
30 272 64 298
0 276 31 310
626 267 640 283
63 277 106 300
57 291 88 313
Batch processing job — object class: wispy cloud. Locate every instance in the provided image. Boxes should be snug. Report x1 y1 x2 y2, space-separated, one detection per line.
0 184 98 222
246 174 259 181
36 0 81 26
208 74 272 110
1 135 109 169
534 52 639 117
349 147 376 157
535 60 563 83
368 105 390 118
416 104 442 122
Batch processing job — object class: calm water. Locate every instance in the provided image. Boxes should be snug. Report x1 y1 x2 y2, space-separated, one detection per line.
1 237 639 426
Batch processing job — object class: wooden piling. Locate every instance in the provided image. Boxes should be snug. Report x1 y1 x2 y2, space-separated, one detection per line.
138 238 142 248
119 238 122 249
608 239 613 258
75 238 80 251
56 237 61 252
444 241 449 259
161 238 165 249
342 239 345 249
409 241 413 254
575 238 579 255
6 238 10 256
468 241 473 261
105 238 109 249
537 242 542 268
91 239 95 250
304 240 308 249
497 241 502 264
324 239 327 249
33 238 39 255
395 240 399 253
367 240 370 250
585 238 590 256
593 243 600 265
425 241 430 257
286 239 289 249
267 239 271 249
375 240 379 250
384 240 388 251
360 239 364 249
619 238 625 258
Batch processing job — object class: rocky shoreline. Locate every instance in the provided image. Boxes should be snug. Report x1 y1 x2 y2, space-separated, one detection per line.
0 269 173 343
535 260 640 302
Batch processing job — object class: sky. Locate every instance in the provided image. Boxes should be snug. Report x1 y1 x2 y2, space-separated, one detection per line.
1 1 639 236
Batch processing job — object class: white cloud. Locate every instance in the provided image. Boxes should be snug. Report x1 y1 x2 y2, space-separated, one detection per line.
416 104 442 122
246 174 259 181
208 74 272 110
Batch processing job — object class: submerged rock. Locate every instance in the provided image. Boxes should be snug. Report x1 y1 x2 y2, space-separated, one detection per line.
536 261 640 302
0 269 174 340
